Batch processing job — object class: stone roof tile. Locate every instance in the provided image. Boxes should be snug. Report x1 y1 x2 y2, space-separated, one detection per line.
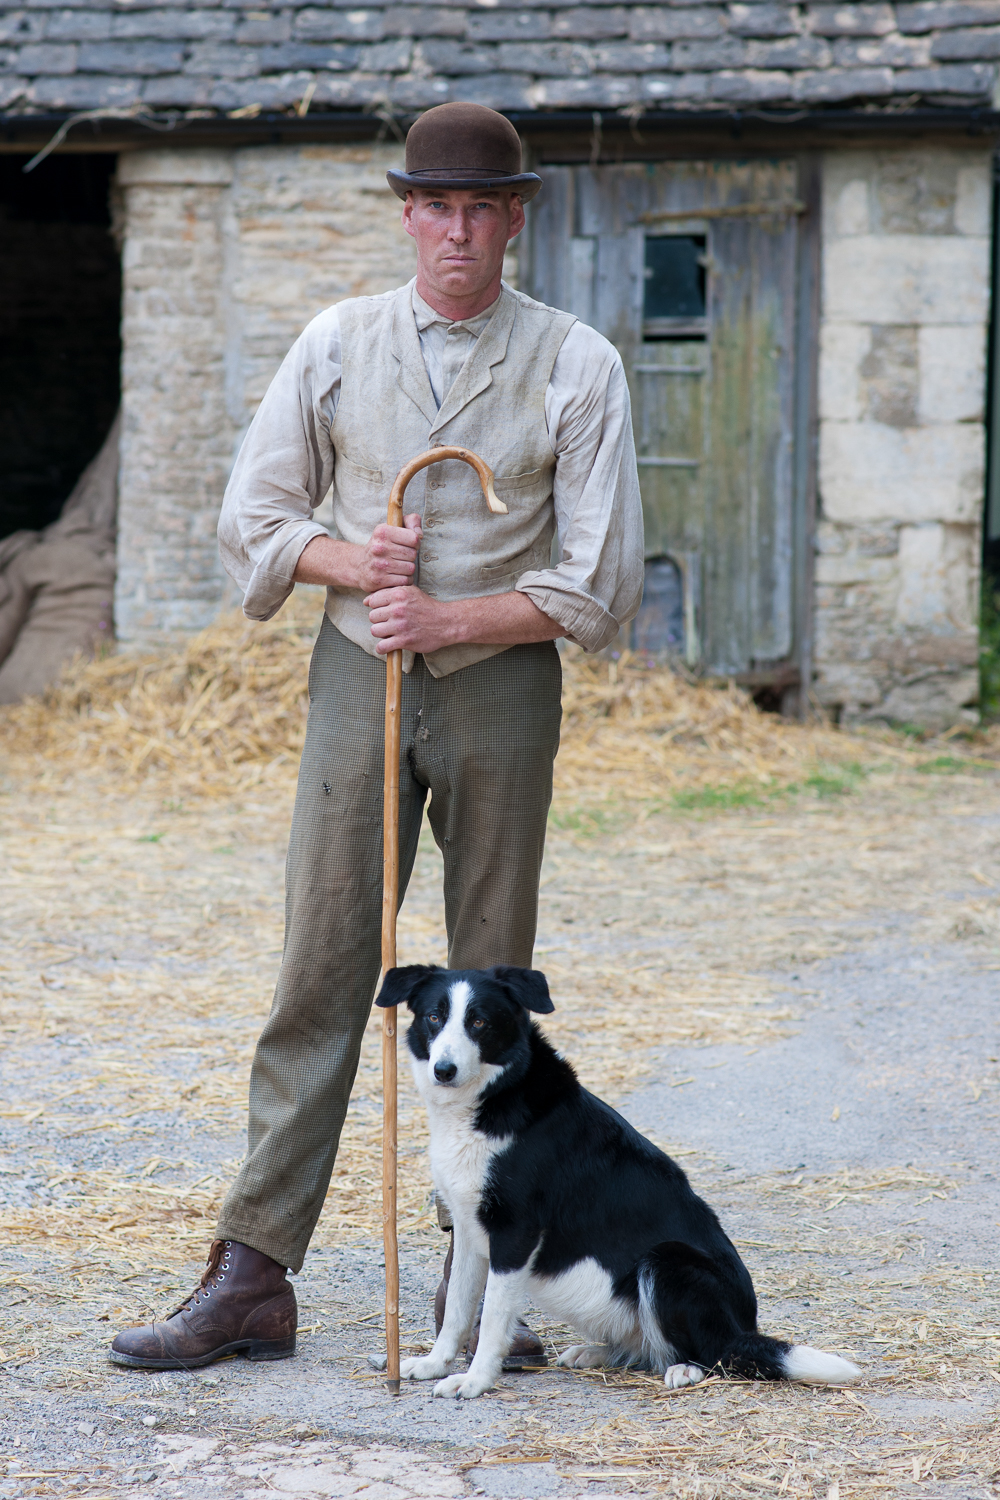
3 0 999 116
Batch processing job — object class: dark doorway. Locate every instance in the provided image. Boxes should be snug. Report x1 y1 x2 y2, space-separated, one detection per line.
0 153 121 541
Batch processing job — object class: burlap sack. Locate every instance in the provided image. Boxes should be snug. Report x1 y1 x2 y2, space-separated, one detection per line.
0 411 119 705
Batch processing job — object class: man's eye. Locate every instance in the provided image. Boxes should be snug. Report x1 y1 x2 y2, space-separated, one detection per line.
472 1018 485 1029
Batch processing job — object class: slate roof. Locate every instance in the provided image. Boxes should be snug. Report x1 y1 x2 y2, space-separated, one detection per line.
2 1 1000 119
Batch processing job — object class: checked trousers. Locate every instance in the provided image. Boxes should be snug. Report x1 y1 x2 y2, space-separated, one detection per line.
216 618 562 1271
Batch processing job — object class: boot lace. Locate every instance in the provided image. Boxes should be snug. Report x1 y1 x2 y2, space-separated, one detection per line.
168 1240 232 1317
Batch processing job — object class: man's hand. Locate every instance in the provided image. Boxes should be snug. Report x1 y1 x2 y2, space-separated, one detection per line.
365 585 565 656
293 514 422 593
365 585 461 656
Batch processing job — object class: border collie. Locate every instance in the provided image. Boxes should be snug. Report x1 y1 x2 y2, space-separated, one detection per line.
375 963 860 1401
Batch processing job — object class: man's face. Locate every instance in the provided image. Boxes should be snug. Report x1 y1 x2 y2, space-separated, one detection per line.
402 188 526 306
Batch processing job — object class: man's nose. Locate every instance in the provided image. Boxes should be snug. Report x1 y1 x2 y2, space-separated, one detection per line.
434 1059 458 1083
447 214 470 241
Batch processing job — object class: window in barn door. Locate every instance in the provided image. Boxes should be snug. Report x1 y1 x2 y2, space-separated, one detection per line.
642 235 707 340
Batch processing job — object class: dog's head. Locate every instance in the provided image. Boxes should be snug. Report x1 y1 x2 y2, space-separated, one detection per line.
375 965 554 1096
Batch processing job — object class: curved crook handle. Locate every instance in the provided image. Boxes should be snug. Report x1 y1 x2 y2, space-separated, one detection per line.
386 445 507 528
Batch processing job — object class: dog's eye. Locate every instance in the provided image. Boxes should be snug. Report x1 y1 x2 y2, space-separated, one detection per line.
428 1014 439 1024
471 1019 485 1029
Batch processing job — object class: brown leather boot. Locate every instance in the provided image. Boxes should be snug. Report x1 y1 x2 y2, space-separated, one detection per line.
109 1240 297 1370
435 1229 547 1370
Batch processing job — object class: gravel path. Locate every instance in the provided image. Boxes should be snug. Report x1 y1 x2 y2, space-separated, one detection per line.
1 760 999 1499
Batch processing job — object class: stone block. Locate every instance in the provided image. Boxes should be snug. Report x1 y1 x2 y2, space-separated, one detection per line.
897 2 1000 34
628 6 724 41
448 71 535 107
831 35 930 65
235 14 292 45
807 4 895 36
819 421 984 524
590 40 672 70
388 71 451 107
955 163 991 235
111 11 235 41
466 10 550 41
209 71 316 109
324 68 398 99
794 65 894 99
814 553 898 585
31 73 140 105
497 41 591 74
830 175 870 234
40 11 109 43
531 72 639 105
819 322 869 421
824 236 989 324
418 39 493 72
553 6 629 39
641 71 710 101
746 35 832 67
918 325 985 423
294 8 385 42
814 520 851 555
672 36 747 68
358 39 411 70
183 42 263 77
859 326 918 428
874 670 978 728
16 41 76 72
0 75 29 105
728 4 799 37
932 25 1000 58
710 67 794 99
895 521 977 631
142 73 214 105
256 42 360 73
0 11 46 44
77 41 183 74
382 7 466 38
117 149 234 187
890 62 995 94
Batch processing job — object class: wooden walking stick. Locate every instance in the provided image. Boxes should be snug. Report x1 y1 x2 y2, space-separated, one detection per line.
381 445 507 1395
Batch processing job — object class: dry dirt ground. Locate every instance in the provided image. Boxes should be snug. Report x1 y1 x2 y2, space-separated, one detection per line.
1 740 999 1499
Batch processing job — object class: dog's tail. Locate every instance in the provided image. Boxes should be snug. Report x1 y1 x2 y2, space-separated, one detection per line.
718 1333 860 1385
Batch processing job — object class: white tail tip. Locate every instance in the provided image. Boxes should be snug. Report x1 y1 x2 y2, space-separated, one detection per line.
782 1345 861 1386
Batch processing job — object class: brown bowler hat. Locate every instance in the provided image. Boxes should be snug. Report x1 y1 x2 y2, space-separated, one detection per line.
386 102 542 203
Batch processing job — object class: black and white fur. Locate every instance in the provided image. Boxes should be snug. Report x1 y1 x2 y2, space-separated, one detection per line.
375 964 860 1401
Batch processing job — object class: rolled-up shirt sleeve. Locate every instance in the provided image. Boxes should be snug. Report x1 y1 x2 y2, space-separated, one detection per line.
217 306 342 622
516 323 645 653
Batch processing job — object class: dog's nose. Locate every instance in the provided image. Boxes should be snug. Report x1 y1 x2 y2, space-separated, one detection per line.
434 1060 457 1084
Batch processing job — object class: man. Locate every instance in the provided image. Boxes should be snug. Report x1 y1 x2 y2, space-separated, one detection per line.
110 102 643 1372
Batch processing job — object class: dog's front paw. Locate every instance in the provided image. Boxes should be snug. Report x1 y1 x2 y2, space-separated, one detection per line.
664 1363 705 1390
556 1343 608 1370
401 1354 452 1381
433 1371 494 1400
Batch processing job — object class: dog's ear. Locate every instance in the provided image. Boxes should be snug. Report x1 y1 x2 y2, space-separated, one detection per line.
487 966 555 1014
374 965 442 1010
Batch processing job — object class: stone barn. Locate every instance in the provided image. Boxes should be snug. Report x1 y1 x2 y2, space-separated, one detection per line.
2 0 1000 726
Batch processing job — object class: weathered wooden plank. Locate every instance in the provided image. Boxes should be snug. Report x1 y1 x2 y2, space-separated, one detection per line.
526 155 800 679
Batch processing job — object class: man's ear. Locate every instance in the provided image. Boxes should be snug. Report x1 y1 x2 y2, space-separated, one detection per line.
374 964 442 1010
487 965 554 1014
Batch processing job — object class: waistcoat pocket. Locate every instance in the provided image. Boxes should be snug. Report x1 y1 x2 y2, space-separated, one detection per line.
334 454 384 486
480 540 552 580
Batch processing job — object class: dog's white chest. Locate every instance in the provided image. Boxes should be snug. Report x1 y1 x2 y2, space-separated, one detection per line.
427 1108 508 1215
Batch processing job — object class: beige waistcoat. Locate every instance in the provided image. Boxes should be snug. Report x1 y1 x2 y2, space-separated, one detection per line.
327 280 576 677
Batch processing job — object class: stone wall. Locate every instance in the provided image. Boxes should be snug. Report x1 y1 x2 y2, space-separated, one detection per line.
114 142 414 646
814 144 991 729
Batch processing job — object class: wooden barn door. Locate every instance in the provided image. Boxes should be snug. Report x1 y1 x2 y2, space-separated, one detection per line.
527 160 804 685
